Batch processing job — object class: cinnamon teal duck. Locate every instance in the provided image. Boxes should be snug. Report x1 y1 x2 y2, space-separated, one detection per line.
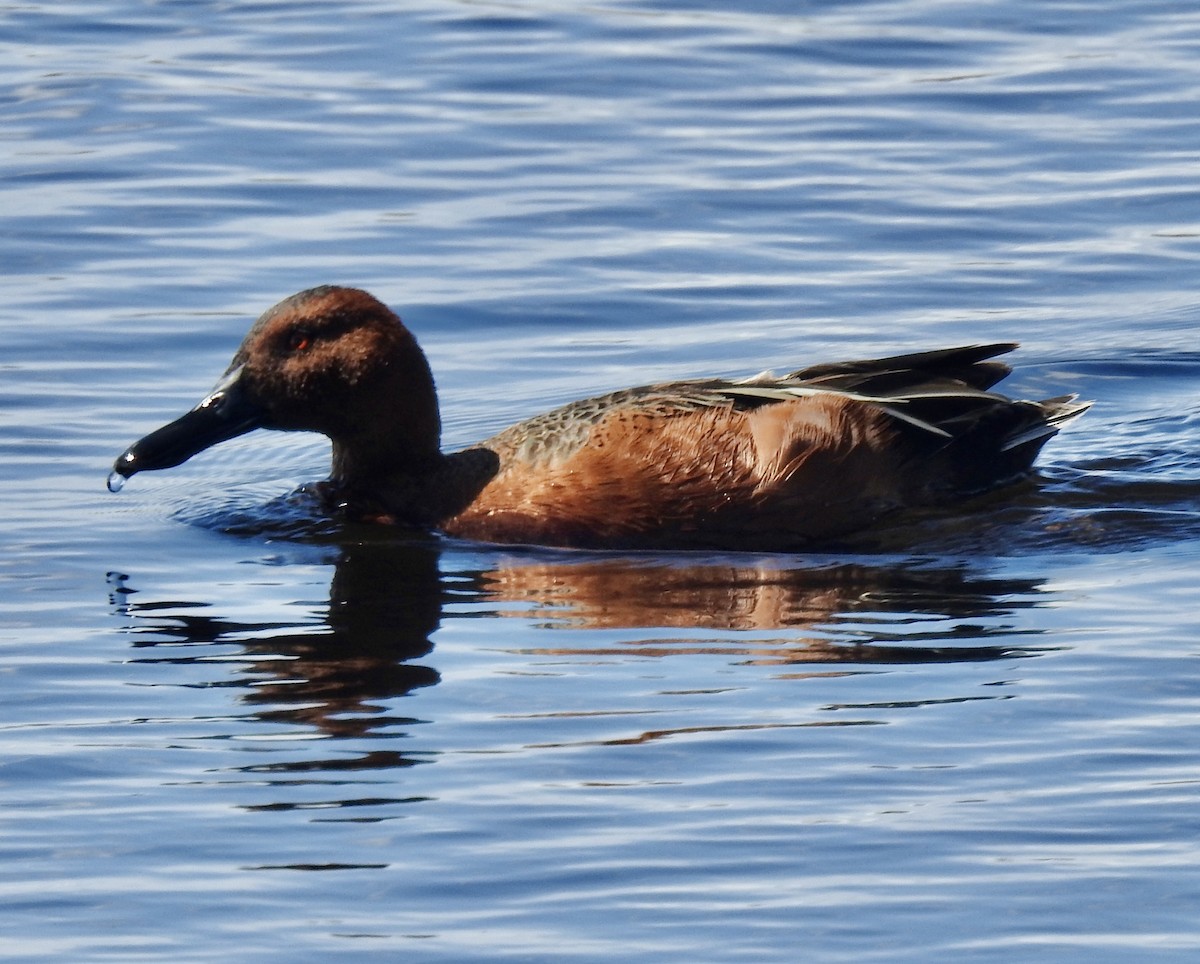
110 286 1089 549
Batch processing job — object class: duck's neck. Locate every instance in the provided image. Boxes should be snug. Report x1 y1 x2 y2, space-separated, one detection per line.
327 334 470 523
330 442 499 528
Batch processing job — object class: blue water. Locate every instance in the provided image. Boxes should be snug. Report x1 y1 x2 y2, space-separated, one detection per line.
4 1 1200 960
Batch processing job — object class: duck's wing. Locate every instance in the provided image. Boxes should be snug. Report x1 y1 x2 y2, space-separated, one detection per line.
715 343 1090 507
485 343 1087 469
714 344 1021 442
783 343 1018 393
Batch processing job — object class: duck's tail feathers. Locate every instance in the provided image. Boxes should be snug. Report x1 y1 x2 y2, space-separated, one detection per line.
1000 395 1092 452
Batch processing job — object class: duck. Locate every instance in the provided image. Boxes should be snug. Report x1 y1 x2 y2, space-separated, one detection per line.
110 285 1089 550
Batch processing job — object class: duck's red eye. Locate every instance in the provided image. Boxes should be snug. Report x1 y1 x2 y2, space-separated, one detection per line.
289 331 312 352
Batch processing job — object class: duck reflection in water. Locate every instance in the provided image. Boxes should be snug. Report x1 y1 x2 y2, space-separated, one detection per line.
111 535 1049 754
111 540 446 751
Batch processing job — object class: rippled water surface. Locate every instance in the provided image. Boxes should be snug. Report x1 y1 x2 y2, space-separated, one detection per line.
4 1 1200 960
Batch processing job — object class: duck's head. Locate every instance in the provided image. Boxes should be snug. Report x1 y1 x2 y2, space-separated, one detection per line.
110 286 442 489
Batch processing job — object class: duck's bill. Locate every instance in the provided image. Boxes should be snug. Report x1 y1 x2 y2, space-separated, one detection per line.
109 367 264 489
